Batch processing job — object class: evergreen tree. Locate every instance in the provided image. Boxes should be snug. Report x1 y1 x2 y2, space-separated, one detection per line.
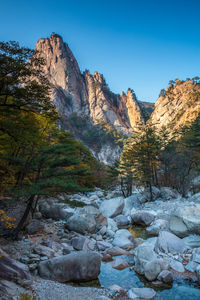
121 126 161 201
0 41 57 194
0 41 102 238
6 131 91 237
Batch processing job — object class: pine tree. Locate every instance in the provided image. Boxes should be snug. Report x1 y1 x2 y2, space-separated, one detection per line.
0 41 58 193
121 126 161 201
7 131 91 237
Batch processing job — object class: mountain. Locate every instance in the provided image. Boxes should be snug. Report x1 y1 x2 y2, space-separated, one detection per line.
35 33 149 163
150 78 200 132
35 34 200 164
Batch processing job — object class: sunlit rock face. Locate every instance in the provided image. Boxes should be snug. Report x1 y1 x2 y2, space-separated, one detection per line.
121 89 145 129
34 33 148 164
34 35 200 163
35 33 89 115
150 80 200 132
83 71 132 133
35 33 146 133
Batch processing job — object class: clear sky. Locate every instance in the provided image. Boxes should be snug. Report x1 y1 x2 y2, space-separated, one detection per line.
1 0 200 102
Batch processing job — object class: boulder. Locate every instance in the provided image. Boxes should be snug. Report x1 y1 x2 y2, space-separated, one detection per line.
157 270 173 283
133 238 145 248
84 239 96 251
122 194 141 216
150 186 161 200
134 244 157 275
131 211 155 226
99 197 124 218
97 241 112 251
44 240 64 252
155 231 187 254
185 261 199 273
170 260 185 273
112 257 129 270
0 248 30 284
33 244 55 258
39 200 71 220
0 280 28 300
128 288 156 300
71 236 87 250
65 206 107 234
160 187 180 200
34 212 42 219
191 176 200 194
182 235 200 249
105 246 129 256
109 284 124 292
99 225 107 236
112 229 134 250
141 186 161 202
82 206 108 228
38 251 101 282
142 237 158 248
102 253 113 262
106 229 115 238
192 247 200 264
115 214 129 228
107 218 118 232
169 204 200 237
144 259 168 281
61 243 74 254
26 219 44 235
196 265 200 281
146 219 168 236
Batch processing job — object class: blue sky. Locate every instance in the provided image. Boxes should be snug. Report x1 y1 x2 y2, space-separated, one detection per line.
1 0 200 102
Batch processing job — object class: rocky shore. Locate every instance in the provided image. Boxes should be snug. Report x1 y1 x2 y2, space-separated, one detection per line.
1 186 200 299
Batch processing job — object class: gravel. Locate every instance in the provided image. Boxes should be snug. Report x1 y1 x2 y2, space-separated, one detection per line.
32 277 113 300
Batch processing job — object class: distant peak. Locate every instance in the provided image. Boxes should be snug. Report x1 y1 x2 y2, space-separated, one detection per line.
50 32 63 40
127 88 137 99
93 71 105 84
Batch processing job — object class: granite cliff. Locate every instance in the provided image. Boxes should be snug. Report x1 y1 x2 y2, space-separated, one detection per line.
150 79 200 133
35 34 200 163
35 33 149 163
35 34 147 131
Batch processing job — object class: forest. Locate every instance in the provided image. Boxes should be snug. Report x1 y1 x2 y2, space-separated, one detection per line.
1 40 200 238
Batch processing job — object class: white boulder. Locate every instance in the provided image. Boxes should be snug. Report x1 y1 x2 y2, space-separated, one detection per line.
100 197 124 218
155 231 187 254
169 204 200 237
112 229 134 250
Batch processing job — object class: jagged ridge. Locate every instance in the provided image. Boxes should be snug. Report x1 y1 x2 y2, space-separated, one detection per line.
35 33 147 134
150 79 200 132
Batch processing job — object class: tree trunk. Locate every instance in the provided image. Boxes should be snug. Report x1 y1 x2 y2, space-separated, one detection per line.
11 195 35 239
149 183 153 202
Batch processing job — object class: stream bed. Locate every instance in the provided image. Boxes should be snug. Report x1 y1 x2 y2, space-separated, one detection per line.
99 261 200 299
99 225 200 299
76 226 200 299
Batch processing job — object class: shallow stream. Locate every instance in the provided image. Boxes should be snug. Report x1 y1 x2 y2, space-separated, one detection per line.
98 226 200 299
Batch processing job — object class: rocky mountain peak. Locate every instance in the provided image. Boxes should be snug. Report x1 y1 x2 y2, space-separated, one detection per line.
35 33 147 133
35 33 88 114
150 79 200 132
121 88 145 129
34 33 151 163
93 71 105 84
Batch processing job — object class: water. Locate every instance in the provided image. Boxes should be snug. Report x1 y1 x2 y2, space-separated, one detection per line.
99 261 200 299
155 282 200 299
78 226 200 298
98 226 200 299
129 225 150 240
99 261 143 289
